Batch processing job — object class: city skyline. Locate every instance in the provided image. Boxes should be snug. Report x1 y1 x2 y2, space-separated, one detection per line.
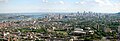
0 0 120 13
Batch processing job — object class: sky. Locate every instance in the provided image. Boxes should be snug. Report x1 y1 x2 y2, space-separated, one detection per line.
0 0 120 13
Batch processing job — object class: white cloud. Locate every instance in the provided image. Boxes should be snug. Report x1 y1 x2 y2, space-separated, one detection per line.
75 0 113 6
59 1 64 4
43 0 48 3
75 2 79 4
0 0 8 3
0 0 120 13
95 0 105 4
0 0 4 2
95 0 112 6
75 0 98 5
80 2 85 4
74 0 120 13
